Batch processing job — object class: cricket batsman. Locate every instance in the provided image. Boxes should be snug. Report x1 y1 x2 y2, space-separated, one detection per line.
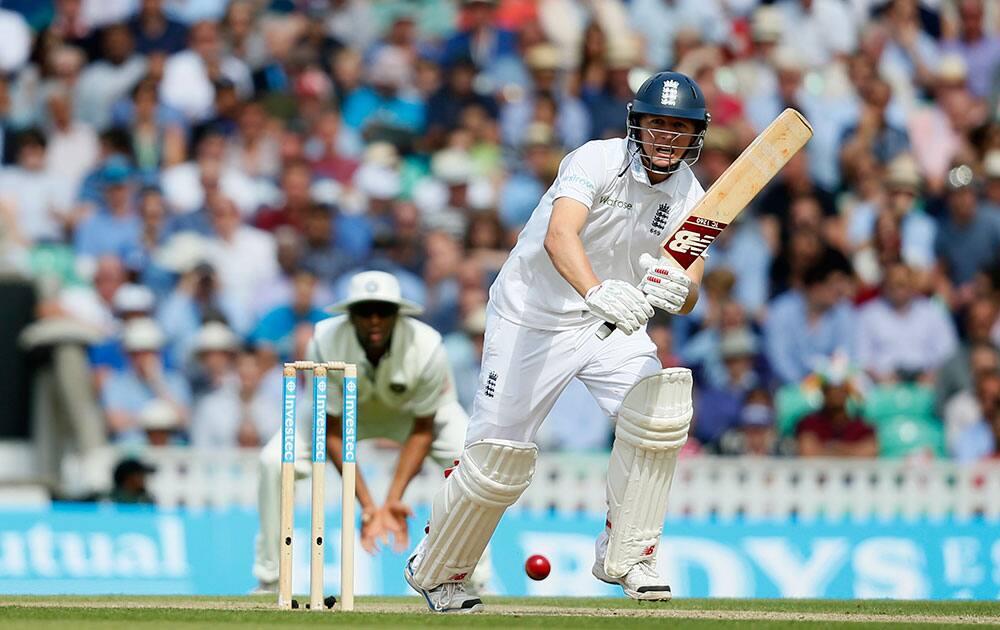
254 271 487 591
405 71 709 612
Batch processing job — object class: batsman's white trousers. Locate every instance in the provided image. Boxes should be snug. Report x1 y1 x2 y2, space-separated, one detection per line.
253 400 468 584
466 305 662 445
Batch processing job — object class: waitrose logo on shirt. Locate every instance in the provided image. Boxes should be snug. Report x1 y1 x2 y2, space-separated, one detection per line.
599 195 633 210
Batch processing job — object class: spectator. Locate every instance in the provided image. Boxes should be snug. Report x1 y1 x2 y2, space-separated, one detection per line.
300 202 357 286
500 43 589 150
74 156 142 261
934 166 1000 308
203 193 278 317
155 234 248 359
839 76 911 169
74 23 147 130
776 0 857 70
251 265 328 361
102 317 191 443
443 0 517 72
340 45 424 134
159 20 251 122
847 155 937 273
128 0 189 55
189 322 267 448
628 0 727 70
942 0 1000 99
89 282 157 375
796 370 878 458
943 344 1000 453
426 56 498 150
717 389 787 457
856 262 958 382
0 128 74 245
936 298 1000 412
44 85 99 195
694 328 766 447
109 457 155 503
138 397 185 446
764 260 857 384
498 122 559 231
950 370 1000 463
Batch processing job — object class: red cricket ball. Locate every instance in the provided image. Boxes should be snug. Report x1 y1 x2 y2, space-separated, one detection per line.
525 554 551 581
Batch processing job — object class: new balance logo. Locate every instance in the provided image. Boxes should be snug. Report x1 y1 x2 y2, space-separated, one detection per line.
650 203 671 236
484 371 498 398
667 230 713 255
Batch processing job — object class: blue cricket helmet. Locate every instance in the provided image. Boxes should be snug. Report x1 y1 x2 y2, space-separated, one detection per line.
624 71 711 175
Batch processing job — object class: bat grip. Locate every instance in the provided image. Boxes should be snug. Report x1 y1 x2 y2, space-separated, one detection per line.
596 321 616 339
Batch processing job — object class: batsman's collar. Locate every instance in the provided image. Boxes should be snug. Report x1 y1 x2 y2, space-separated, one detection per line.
325 270 424 316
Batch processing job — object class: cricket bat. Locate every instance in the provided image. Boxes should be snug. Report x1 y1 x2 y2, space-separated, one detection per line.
596 108 813 339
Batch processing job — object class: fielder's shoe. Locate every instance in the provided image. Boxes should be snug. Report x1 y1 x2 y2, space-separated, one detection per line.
249 580 277 595
592 530 672 601
404 539 484 613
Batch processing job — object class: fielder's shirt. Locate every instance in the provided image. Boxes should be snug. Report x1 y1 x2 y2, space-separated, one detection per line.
491 137 707 330
306 315 457 442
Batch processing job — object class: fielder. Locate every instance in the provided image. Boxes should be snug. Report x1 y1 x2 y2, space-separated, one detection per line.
254 271 481 590
405 71 709 612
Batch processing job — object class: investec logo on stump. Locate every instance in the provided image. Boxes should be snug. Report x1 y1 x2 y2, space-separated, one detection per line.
282 378 296 463
314 377 327 462
343 378 357 463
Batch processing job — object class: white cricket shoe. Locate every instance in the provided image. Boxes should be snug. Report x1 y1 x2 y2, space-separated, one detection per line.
404 538 485 613
592 530 672 601
249 580 277 595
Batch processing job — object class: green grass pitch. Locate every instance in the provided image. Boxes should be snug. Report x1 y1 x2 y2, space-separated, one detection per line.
1 596 999 629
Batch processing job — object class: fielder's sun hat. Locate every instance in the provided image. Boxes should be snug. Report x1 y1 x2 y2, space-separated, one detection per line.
325 271 424 315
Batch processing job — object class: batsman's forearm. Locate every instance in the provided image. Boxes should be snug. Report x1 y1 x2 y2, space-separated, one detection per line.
544 228 601 298
326 431 377 511
386 430 434 504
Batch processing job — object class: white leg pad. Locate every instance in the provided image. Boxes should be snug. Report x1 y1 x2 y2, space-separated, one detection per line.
604 368 692 578
412 438 537 588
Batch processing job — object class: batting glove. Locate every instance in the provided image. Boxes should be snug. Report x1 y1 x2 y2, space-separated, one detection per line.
585 279 654 335
638 253 691 314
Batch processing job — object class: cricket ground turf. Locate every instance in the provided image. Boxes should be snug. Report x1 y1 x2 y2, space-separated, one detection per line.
2 596 1000 629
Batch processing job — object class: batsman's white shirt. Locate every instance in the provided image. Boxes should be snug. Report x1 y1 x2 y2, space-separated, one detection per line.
492 138 706 330
470 138 705 445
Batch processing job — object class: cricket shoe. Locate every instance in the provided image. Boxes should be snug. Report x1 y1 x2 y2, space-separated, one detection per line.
404 538 484 613
592 530 672 601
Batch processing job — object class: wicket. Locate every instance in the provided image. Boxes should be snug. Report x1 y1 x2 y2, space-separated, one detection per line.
278 361 358 612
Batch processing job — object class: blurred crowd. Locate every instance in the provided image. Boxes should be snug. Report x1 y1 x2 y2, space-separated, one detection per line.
1 0 999 485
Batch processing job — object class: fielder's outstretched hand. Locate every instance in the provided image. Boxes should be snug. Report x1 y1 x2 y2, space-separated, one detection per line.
585 279 654 335
638 253 691 314
382 499 414 553
360 501 413 554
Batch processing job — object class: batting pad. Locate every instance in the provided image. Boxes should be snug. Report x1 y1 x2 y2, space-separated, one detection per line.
412 438 537 589
604 368 692 577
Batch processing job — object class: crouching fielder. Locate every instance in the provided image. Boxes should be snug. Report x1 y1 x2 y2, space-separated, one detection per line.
405 71 709 612
254 271 477 590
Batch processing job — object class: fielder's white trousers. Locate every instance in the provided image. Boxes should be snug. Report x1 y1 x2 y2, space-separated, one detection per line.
466 305 662 445
253 400 468 584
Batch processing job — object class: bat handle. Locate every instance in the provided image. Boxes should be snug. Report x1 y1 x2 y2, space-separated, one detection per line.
596 321 616 339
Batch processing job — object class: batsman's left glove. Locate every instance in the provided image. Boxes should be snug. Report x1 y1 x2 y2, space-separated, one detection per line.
638 253 691 314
